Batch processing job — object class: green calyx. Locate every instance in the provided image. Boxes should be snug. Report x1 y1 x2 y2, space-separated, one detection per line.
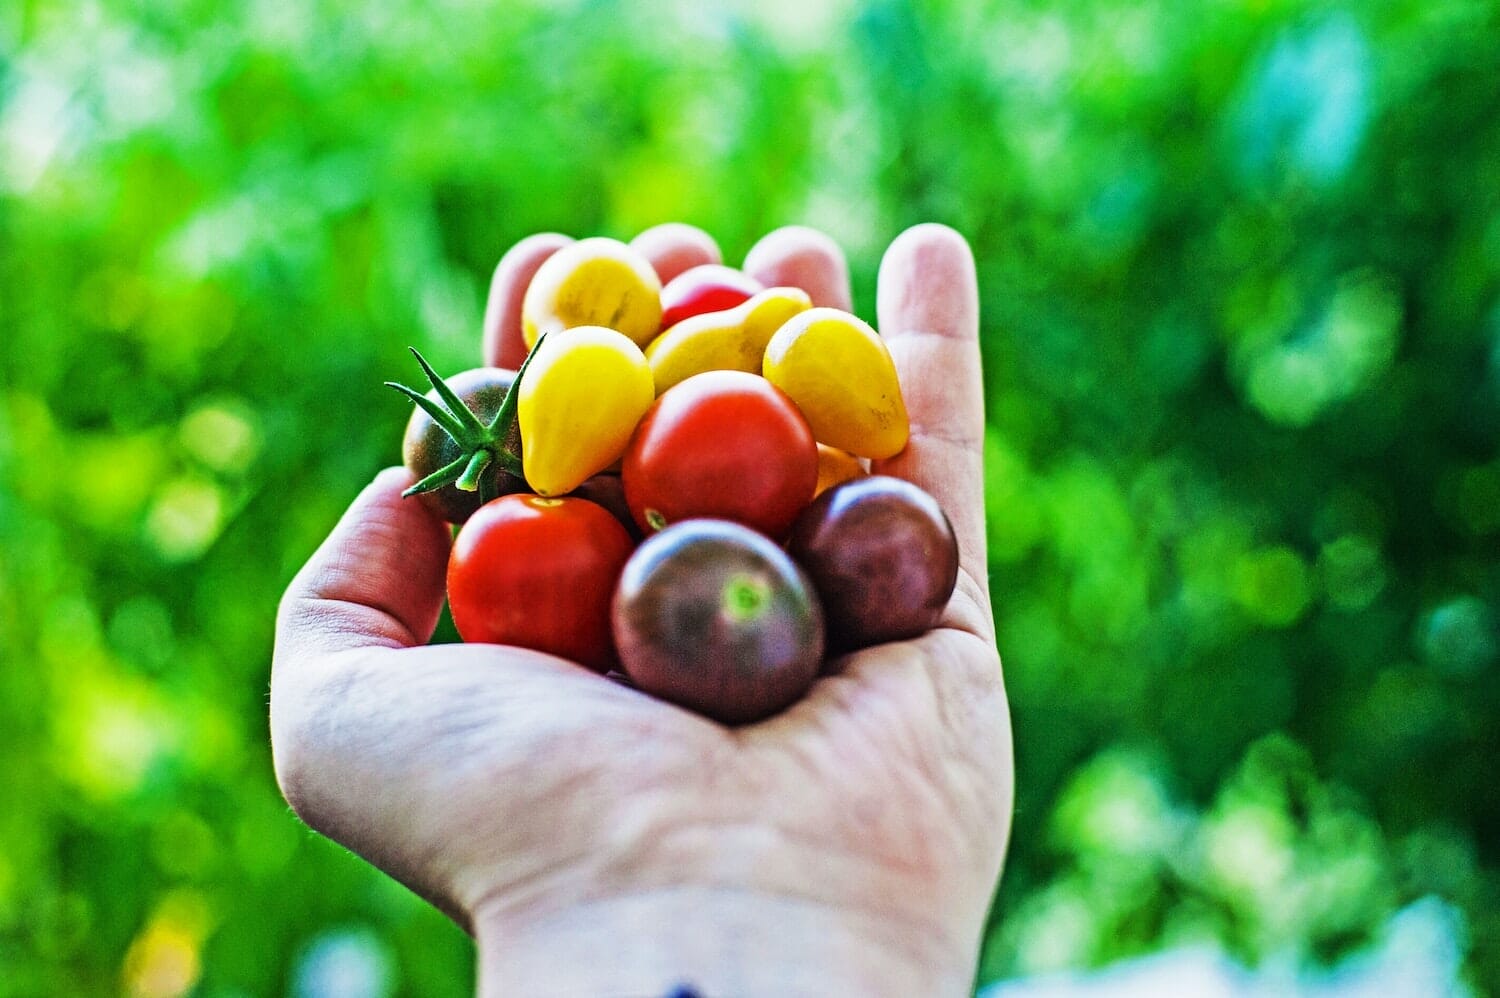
385 336 548 504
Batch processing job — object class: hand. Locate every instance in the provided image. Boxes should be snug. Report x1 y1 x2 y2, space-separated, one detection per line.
270 223 1013 997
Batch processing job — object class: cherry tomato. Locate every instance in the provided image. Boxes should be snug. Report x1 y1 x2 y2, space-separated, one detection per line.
613 519 824 724
447 494 635 672
658 264 763 330
622 370 818 539
400 367 526 525
788 476 958 651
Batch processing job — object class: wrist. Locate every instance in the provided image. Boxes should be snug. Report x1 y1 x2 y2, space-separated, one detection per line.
473 885 975 998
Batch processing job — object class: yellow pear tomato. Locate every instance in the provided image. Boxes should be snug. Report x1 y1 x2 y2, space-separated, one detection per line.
521 237 663 349
519 327 655 496
644 287 812 394
763 307 909 459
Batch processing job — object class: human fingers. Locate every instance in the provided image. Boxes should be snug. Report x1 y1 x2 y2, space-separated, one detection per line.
630 222 721 284
269 467 462 918
872 224 991 638
481 233 573 369
274 467 452 667
269 467 609 927
743 226 853 311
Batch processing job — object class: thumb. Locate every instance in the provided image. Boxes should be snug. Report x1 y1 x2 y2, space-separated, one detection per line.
874 223 990 639
275 467 452 666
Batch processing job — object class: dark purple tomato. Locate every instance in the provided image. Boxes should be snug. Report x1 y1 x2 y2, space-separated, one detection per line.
787 475 959 651
402 367 527 524
567 473 644 543
612 519 824 724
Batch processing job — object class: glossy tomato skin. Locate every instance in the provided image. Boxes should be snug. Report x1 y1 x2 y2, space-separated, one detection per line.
621 370 818 540
447 494 635 672
787 475 959 652
658 264 763 330
402 367 526 524
612 519 824 724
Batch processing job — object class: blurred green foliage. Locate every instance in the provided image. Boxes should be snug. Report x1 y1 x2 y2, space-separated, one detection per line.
1 0 1497 994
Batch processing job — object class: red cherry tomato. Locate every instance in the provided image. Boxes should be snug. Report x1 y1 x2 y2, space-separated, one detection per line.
622 370 818 539
447 494 634 671
658 264 764 330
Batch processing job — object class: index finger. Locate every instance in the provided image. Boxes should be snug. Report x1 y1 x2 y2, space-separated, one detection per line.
274 467 452 668
482 233 574 369
872 224 991 637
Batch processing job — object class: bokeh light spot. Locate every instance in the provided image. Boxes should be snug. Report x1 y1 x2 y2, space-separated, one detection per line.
1318 534 1386 611
1203 802 1294 901
1456 462 1500 535
1010 886 1098 976
1242 270 1401 427
51 653 178 801
1234 546 1312 628
145 477 226 561
1418 597 1496 678
151 811 219 880
1052 749 1179 858
122 890 213 998
292 928 395 998
180 400 262 476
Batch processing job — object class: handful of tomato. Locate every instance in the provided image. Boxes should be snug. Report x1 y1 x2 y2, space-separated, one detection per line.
390 236 959 723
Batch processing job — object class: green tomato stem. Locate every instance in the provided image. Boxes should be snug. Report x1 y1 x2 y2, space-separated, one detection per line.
455 449 493 493
402 452 471 496
410 347 489 438
391 343 536 500
386 381 473 444
483 330 548 477
494 448 524 477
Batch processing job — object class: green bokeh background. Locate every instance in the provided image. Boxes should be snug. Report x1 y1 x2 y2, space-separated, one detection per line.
2 0 1497 994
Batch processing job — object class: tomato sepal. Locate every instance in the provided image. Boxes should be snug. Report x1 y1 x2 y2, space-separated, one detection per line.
386 336 551 499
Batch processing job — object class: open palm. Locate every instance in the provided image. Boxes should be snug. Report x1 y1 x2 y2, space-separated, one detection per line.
270 223 1012 996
